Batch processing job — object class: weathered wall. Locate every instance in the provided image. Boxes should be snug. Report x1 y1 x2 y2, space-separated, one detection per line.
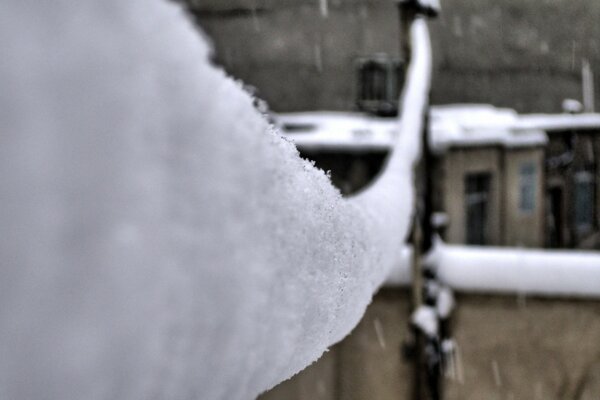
260 289 600 400
260 290 413 400
261 347 338 400
439 146 545 247
429 0 600 112
502 147 545 247
192 0 600 113
446 294 600 400
442 147 502 245
194 0 401 112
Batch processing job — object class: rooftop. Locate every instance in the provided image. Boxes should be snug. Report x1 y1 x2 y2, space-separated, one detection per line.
275 104 578 154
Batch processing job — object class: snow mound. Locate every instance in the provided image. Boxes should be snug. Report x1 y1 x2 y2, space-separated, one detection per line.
1 1 432 399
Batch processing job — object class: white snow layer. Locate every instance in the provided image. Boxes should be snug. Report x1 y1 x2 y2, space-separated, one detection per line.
386 242 600 299
515 113 600 132
0 1 432 399
426 242 600 299
436 287 455 319
411 306 439 337
277 104 550 154
275 111 396 152
429 105 548 154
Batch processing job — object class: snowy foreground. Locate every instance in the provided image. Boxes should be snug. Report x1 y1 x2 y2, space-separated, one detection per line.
0 1 431 399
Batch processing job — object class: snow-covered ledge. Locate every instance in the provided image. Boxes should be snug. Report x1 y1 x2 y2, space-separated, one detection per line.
0 0 432 398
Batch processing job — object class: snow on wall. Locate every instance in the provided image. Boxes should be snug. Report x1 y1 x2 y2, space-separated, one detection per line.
0 1 432 399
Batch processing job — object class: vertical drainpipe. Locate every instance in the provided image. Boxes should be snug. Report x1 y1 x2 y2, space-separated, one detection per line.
394 5 422 399
395 1 439 399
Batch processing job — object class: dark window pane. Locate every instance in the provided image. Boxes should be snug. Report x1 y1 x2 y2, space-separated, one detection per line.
465 173 491 245
519 162 536 213
574 171 594 233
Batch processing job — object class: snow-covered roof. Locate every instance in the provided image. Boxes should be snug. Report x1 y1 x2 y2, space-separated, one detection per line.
275 111 396 152
515 113 600 132
276 104 549 154
429 104 547 154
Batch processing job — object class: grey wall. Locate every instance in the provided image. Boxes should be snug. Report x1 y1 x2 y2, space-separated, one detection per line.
429 0 600 113
502 148 545 247
441 147 503 245
195 0 401 112
192 0 600 113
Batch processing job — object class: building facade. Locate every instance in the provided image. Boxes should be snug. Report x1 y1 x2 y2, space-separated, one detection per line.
277 105 552 248
192 0 600 249
191 0 599 114
518 115 600 249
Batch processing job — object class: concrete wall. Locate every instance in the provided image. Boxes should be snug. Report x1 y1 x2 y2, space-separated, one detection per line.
191 0 600 113
261 347 338 400
194 0 401 112
502 148 545 247
429 0 600 113
441 147 502 245
439 146 545 247
446 294 600 400
260 290 413 400
260 289 600 400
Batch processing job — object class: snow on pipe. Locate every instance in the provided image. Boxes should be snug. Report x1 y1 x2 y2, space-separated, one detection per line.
384 243 600 299
350 17 432 242
0 1 432 399
431 243 600 299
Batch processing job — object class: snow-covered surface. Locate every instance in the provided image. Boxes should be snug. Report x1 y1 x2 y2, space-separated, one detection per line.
0 1 432 399
515 113 600 132
431 211 449 228
385 241 600 299
429 104 548 154
384 246 413 286
427 242 600 299
278 104 549 154
436 287 455 319
275 111 396 152
562 99 584 114
411 306 439 337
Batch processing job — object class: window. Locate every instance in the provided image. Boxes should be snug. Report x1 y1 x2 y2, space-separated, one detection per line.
465 173 491 245
519 162 536 214
574 171 595 234
358 61 387 103
356 55 404 116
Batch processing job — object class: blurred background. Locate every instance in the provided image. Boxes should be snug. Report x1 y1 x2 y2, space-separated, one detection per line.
187 1 600 398
192 0 599 113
